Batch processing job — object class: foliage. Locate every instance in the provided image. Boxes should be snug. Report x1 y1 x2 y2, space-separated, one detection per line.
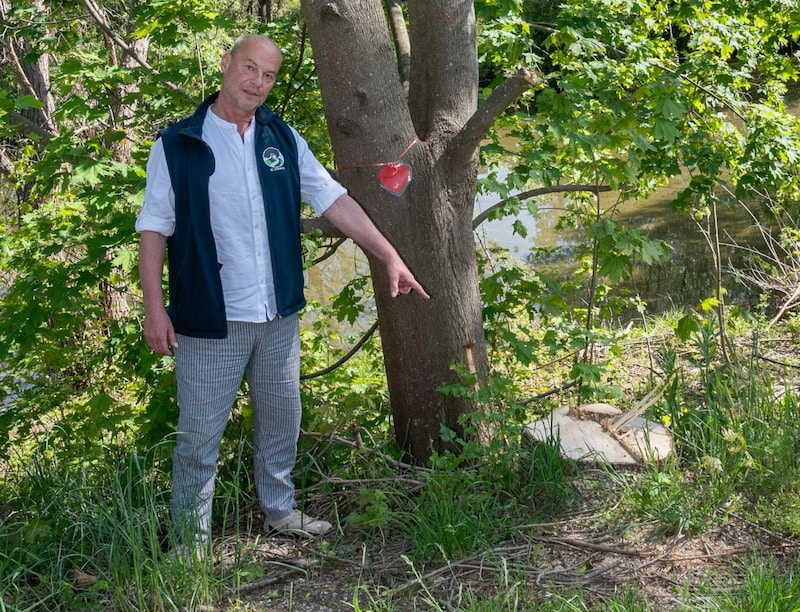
4 318 800 609
0 0 797 464
1 0 208 468
391 468 510 562
624 312 800 536
343 369 580 566
349 371 582 563
477 0 800 400
296 313 396 482
0 444 224 611
689 556 800 611
0 1 325 467
2 0 800 607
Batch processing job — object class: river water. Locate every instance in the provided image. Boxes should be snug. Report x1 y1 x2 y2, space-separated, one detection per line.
473 172 767 319
466 95 800 320
310 88 800 327
307 170 768 331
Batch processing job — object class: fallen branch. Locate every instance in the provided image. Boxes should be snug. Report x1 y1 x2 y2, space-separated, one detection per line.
229 565 308 596
757 353 800 370
533 535 641 557
300 428 431 474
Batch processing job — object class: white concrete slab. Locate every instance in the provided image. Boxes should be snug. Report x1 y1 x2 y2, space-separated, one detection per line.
525 405 673 466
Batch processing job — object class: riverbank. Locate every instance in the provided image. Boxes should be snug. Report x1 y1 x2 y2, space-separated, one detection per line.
230 317 800 610
3 314 800 610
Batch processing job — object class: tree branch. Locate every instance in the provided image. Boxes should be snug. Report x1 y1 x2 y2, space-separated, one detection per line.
386 0 410 96
312 237 348 265
80 0 190 99
472 184 614 229
0 31 57 134
300 320 379 379
276 21 311 114
81 0 149 67
445 67 541 173
301 216 346 238
0 147 14 176
8 111 53 145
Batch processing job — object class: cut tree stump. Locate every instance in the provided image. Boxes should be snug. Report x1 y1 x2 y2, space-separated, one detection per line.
525 403 673 465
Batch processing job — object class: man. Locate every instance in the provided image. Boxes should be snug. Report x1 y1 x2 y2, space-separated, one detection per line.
136 34 429 544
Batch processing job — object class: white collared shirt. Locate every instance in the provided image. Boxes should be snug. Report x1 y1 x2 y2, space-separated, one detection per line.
136 107 346 321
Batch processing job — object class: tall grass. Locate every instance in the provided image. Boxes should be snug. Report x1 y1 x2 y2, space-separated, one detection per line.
629 328 800 535
390 468 510 562
0 440 224 611
688 555 800 611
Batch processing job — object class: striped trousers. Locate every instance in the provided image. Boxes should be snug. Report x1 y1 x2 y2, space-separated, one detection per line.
171 315 301 542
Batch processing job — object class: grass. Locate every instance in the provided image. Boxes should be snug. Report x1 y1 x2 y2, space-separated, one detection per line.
626 332 800 538
389 469 511 562
686 555 800 611
3 316 800 610
0 444 223 611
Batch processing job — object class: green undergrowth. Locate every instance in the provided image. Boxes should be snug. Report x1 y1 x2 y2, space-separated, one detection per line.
3 312 800 610
623 320 800 539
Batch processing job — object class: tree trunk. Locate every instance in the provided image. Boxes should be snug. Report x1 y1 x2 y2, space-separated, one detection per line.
301 0 488 463
0 0 56 134
386 1 410 95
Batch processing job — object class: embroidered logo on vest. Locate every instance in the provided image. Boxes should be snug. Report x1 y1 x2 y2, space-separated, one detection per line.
262 147 285 171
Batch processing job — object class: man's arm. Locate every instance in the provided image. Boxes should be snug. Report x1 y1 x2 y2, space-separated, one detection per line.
139 230 178 355
322 195 430 299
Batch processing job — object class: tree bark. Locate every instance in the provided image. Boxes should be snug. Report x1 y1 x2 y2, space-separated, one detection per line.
0 0 56 139
0 0 54 207
301 0 492 463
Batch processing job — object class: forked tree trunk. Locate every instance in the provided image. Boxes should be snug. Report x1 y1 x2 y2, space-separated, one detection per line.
301 0 489 463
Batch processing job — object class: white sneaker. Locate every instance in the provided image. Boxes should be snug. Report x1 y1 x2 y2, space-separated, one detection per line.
265 509 332 537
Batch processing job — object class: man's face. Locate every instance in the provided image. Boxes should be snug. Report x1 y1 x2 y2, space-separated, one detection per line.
219 38 282 115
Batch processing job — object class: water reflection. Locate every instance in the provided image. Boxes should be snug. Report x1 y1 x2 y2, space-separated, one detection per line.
474 174 768 318
304 241 373 335
307 161 780 335
472 91 800 319
306 177 768 334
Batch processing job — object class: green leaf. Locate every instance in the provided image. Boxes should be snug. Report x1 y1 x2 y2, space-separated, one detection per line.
656 97 687 120
700 296 720 312
597 254 631 283
640 238 670 266
14 95 43 110
653 118 681 143
675 314 701 341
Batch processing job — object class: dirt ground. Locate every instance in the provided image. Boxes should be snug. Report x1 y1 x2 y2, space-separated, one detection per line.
196 335 800 610
211 469 800 611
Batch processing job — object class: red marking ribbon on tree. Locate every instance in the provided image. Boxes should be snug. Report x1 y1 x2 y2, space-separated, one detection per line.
340 137 419 197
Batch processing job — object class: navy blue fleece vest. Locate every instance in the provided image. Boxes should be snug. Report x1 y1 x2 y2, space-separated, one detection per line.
159 93 304 338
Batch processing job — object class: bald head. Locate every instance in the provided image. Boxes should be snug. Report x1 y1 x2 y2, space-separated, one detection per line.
230 34 282 63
